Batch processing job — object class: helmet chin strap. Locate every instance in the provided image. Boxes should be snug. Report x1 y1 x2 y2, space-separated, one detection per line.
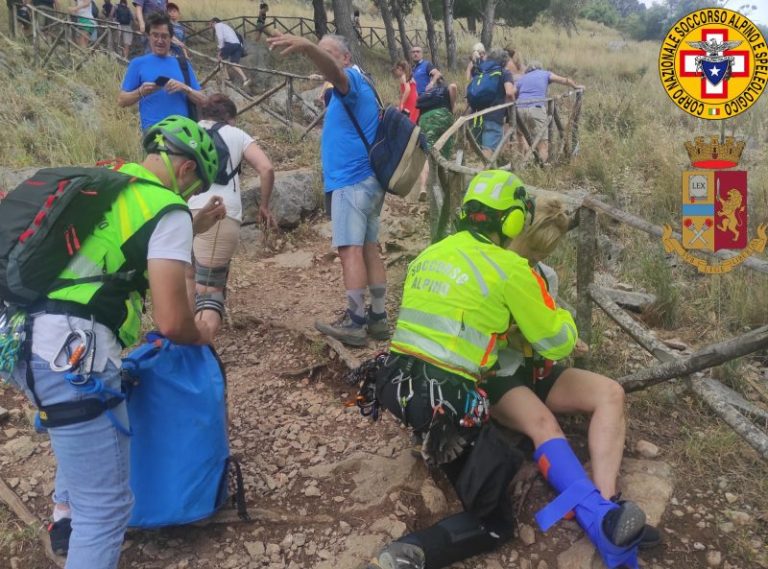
159 149 201 199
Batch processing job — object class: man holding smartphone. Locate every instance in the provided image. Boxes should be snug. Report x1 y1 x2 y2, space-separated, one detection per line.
118 12 207 131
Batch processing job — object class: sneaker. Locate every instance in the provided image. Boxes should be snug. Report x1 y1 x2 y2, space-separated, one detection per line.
638 524 662 549
315 310 367 347
367 542 425 569
602 500 646 547
367 309 390 340
242 78 251 88
48 518 72 556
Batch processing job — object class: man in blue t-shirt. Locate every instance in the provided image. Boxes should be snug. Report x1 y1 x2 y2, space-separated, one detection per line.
118 12 206 131
267 32 389 348
411 45 440 95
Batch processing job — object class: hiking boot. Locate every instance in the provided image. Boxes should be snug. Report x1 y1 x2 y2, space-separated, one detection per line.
315 310 367 347
367 542 425 569
639 524 662 549
48 518 72 556
367 309 390 340
602 500 646 547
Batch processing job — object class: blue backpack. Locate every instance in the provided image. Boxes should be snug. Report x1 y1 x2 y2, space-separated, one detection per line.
122 335 247 528
340 74 428 198
467 60 505 110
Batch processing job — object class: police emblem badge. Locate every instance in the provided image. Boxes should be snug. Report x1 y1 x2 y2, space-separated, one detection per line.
662 137 767 273
658 8 768 119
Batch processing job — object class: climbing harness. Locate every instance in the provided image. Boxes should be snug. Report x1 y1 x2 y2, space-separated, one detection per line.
344 352 388 420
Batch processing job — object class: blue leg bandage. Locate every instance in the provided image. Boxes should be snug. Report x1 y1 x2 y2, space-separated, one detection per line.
533 438 640 569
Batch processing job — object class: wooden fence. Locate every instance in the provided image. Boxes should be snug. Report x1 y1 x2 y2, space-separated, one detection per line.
10 6 320 131
180 15 435 50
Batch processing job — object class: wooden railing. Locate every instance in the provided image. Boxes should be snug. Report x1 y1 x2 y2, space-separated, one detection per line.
427 90 583 240
10 6 321 131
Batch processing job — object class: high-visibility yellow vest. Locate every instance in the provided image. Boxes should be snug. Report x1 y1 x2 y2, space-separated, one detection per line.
391 230 577 382
48 163 189 347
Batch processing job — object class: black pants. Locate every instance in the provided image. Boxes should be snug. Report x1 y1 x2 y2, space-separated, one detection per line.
375 354 523 525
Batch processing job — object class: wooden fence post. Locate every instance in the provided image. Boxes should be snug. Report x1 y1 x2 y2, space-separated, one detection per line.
286 77 294 126
576 206 597 367
547 98 555 161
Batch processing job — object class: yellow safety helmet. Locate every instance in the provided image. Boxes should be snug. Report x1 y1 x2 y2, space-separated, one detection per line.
461 170 535 239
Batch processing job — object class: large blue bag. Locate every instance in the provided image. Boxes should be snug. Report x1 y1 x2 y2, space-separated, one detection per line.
467 60 504 110
122 334 245 528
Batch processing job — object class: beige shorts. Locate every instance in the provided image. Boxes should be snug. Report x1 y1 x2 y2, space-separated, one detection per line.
518 105 549 142
192 214 241 269
119 24 133 47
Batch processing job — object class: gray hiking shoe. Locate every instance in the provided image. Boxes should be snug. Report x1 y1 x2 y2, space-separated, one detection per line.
602 500 646 547
367 309 390 340
315 310 367 347
366 542 425 569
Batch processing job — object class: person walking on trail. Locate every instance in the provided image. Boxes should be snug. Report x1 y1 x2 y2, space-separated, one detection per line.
514 61 584 163
188 94 276 339
266 32 389 348
364 170 656 569
414 77 457 200
469 48 516 159
4 115 224 568
465 41 485 81
210 17 250 87
118 12 207 131
114 0 133 59
254 1 268 41
131 0 164 35
410 45 441 95
68 0 94 48
167 2 190 59
393 60 419 124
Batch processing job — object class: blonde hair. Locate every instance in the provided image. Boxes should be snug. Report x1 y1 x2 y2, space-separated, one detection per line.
510 197 569 261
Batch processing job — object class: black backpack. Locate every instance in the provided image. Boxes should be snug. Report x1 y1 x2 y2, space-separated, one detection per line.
416 84 452 113
115 3 131 25
0 167 147 306
235 31 248 57
205 123 241 186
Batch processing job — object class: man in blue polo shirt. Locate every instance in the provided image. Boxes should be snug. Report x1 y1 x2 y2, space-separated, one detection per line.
267 32 389 347
118 12 207 131
411 45 440 95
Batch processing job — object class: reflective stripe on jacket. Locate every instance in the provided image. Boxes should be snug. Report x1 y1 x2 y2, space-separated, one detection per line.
48 163 188 347
391 231 577 382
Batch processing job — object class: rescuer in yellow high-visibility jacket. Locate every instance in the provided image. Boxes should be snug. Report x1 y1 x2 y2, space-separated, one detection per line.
367 174 654 569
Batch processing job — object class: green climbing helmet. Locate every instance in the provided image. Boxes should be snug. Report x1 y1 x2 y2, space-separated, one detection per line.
142 115 218 193
462 170 527 212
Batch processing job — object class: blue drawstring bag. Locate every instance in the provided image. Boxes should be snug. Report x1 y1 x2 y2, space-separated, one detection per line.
122 333 247 528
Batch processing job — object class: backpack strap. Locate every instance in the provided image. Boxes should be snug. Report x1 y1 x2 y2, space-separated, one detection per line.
209 122 241 185
338 68 382 153
176 56 197 120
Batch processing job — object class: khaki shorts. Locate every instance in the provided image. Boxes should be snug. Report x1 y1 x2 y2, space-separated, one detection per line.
518 105 549 142
191 214 241 269
119 24 133 47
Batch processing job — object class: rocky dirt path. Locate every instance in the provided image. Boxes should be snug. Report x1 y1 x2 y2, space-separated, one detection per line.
1 194 766 569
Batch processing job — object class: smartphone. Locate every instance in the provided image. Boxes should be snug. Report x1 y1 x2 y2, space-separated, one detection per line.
155 76 170 87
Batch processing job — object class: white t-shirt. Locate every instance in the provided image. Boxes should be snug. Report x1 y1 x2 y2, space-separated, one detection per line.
74 0 93 19
188 120 254 222
213 22 240 49
31 210 193 370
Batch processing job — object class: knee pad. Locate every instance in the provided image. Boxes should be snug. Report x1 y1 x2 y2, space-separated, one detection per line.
534 438 641 569
195 292 225 318
194 262 229 289
397 511 508 569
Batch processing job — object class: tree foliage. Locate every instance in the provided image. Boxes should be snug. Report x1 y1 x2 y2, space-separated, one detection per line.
581 0 619 27
430 0 548 27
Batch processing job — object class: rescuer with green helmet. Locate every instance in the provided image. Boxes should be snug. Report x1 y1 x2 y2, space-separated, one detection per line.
6 115 226 566
365 170 653 569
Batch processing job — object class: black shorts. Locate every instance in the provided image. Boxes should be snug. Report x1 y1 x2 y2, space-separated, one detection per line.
481 361 567 406
220 42 243 63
